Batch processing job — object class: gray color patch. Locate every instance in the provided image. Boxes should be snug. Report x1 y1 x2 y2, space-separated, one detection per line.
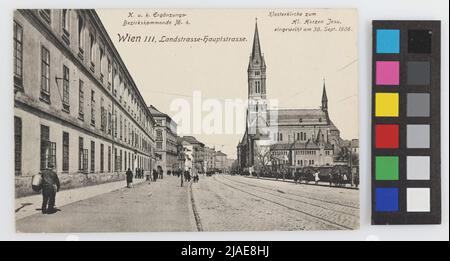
407 156 430 180
407 124 430 148
407 93 430 117
407 61 430 85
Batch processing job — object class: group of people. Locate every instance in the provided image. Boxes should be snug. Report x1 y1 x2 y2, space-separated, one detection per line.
293 169 321 185
183 170 199 183
125 167 149 188
134 168 145 179
37 164 201 215
126 167 165 188
172 169 200 183
152 168 164 182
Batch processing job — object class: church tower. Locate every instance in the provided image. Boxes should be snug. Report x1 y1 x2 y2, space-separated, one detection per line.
321 78 328 116
247 19 268 137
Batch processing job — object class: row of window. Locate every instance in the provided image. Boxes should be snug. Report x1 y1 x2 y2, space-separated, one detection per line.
271 149 333 157
295 160 315 166
14 10 154 136
15 36 152 154
272 132 324 142
252 80 265 94
295 150 319 156
14 117 150 175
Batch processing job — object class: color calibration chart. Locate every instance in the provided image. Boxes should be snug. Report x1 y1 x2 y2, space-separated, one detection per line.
372 21 441 225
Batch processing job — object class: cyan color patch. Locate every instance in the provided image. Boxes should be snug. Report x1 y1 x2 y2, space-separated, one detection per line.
376 29 400 54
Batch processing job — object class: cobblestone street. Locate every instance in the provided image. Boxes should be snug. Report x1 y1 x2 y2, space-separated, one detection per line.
192 175 359 231
16 174 359 232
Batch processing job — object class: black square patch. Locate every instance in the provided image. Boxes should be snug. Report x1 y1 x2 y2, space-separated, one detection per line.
408 30 432 53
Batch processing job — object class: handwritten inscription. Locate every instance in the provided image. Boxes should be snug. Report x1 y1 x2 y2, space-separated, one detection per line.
269 10 354 33
115 10 354 45
122 11 190 27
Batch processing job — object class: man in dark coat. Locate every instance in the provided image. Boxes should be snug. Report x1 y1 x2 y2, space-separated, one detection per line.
152 169 158 182
41 165 60 214
126 168 133 188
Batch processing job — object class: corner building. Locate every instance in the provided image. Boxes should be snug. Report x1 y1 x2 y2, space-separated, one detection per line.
13 10 156 196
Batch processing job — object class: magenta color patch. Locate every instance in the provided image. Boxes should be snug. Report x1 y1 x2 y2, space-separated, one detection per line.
376 61 400 85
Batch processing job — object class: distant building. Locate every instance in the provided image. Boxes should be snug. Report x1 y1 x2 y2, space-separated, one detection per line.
237 21 348 172
181 140 194 172
341 139 359 155
204 146 216 173
182 136 205 174
149 105 178 174
226 158 236 172
14 10 156 195
214 151 227 173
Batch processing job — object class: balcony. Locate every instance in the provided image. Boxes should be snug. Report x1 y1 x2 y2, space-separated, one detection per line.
62 29 70 45
78 48 84 60
14 76 23 92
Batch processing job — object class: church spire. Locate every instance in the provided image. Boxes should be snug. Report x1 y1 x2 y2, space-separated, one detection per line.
251 18 263 61
321 78 328 112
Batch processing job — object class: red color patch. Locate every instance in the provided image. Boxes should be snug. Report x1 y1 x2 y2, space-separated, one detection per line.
376 124 399 148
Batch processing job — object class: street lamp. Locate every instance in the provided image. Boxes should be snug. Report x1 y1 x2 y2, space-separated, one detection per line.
176 141 185 187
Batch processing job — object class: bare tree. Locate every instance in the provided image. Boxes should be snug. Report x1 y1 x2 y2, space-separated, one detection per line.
254 145 271 178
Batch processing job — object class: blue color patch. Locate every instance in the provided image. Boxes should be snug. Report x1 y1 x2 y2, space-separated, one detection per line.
376 29 400 54
375 188 399 212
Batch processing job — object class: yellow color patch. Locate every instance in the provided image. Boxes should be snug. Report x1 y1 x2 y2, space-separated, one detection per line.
376 93 399 117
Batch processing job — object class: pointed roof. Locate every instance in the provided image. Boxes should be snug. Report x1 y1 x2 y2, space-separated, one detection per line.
215 151 227 157
149 105 166 117
182 136 204 146
322 78 328 102
316 129 326 144
251 19 262 60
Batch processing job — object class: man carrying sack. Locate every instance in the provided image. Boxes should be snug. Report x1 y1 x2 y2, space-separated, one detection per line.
41 163 60 214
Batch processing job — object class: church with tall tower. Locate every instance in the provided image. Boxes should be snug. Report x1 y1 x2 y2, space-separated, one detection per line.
237 20 344 172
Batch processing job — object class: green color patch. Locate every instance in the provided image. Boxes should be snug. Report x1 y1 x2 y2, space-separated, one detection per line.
376 156 399 180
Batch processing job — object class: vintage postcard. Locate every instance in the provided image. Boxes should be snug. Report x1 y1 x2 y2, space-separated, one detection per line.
13 9 359 232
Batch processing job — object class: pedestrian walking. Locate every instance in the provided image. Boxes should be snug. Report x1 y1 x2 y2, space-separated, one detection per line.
158 166 164 179
298 168 304 184
354 172 359 188
193 172 199 183
151 169 156 182
184 170 191 182
314 170 320 185
343 173 348 187
126 168 133 188
41 164 60 214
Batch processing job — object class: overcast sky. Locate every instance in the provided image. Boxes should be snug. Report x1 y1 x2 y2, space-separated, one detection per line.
97 9 358 158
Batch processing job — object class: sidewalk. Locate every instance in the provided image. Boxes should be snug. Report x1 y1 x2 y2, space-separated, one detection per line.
15 178 146 220
16 175 196 232
244 176 359 190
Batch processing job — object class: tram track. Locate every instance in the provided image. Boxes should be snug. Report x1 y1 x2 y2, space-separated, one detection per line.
222 175 359 210
221 176 358 217
212 176 356 230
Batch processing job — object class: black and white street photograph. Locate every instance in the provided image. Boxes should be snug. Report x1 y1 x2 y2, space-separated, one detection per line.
13 8 359 232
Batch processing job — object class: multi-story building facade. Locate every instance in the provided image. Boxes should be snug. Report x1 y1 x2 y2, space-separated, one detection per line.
149 105 178 174
270 142 334 168
14 9 156 195
180 140 193 172
204 146 216 173
214 151 227 173
182 136 205 174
